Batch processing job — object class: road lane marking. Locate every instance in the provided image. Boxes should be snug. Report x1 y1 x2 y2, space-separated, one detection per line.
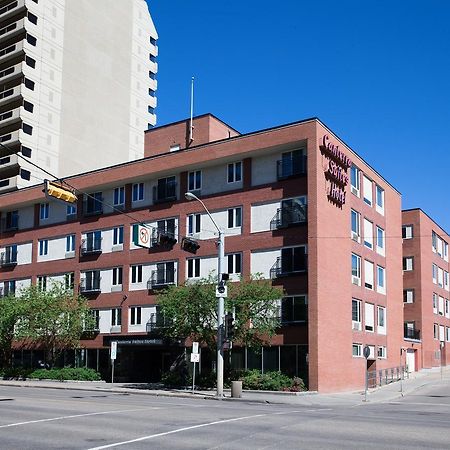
87 410 307 450
0 408 157 428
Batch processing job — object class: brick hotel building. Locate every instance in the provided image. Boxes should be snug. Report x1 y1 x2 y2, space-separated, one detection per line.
0 114 404 392
402 209 450 372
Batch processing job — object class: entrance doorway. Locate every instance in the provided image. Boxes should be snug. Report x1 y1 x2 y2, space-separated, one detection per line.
406 349 416 373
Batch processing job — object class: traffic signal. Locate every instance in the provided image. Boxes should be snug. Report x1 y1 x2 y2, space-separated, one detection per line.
44 180 78 204
224 313 235 341
158 231 177 248
181 237 200 254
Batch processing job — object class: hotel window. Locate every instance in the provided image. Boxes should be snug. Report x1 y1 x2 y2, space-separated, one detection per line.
403 257 413 271
375 185 384 214
432 263 438 283
438 296 444 316
187 213 201 235
350 165 360 197
433 323 439 339
352 299 362 330
402 224 414 239
188 170 202 191
65 272 74 290
113 226 124 246
352 343 362 357
364 260 374 290
227 162 242 183
113 186 125 206
377 306 386 334
403 289 414 304
377 346 387 359
112 267 123 287
187 258 200 278
281 295 308 323
228 207 242 228
363 175 373 206
130 306 142 326
111 308 122 326
350 209 360 242
433 293 438 314
40 203 49 220
446 299 450 319
351 253 361 285
38 239 48 256
363 218 373 249
228 253 242 275
377 266 386 294
132 182 144 202
131 265 142 284
67 204 76 217
376 226 385 255
444 241 449 262
66 234 75 253
38 276 47 291
365 303 375 332
280 246 307 274
447 327 450 342
432 231 437 253
438 267 444 288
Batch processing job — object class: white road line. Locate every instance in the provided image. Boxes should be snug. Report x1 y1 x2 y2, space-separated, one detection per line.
0 408 156 428
87 410 306 450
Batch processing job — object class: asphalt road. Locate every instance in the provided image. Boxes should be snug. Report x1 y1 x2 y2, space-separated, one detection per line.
0 381 449 449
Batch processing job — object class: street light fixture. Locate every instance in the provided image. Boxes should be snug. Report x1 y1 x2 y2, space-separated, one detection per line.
185 191 225 398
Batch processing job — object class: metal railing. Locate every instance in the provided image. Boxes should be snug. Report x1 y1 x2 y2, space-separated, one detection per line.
367 366 407 389
147 267 176 290
270 205 307 230
0 249 17 266
153 180 177 203
80 238 102 256
270 255 308 279
146 312 170 332
276 155 307 180
404 326 421 340
79 277 101 295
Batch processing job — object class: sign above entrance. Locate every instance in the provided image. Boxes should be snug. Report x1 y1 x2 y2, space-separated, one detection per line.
320 135 352 207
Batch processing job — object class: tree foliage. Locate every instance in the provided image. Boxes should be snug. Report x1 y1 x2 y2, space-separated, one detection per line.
0 294 23 367
0 282 93 367
157 274 282 349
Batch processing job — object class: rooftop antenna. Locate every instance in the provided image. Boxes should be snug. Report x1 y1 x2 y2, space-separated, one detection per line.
189 76 194 143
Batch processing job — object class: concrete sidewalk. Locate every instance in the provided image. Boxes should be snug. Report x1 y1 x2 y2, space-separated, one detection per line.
0 366 448 407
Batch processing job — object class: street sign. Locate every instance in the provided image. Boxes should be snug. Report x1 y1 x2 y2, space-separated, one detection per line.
215 285 228 298
111 341 117 360
190 353 200 363
133 224 151 249
363 345 370 359
192 341 199 354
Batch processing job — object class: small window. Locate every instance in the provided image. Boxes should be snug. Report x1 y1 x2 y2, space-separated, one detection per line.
188 213 201 235
403 257 414 271
351 253 361 284
39 239 48 256
113 186 125 206
375 185 384 214
169 144 180 152
150 36 157 45
67 204 76 217
21 146 32 158
40 203 49 220
227 253 242 275
23 101 34 113
65 272 74 290
228 207 242 228
38 276 47 291
66 234 75 252
187 258 200 278
148 88 155 97
132 182 144 202
377 266 386 294
376 226 385 255
26 34 37 46
130 306 142 325
113 226 124 246
377 346 387 359
363 175 373 206
228 162 242 183
25 56 36 68
350 209 360 241
350 165 360 196
352 343 362 357
188 170 201 191
20 169 31 180
364 260 374 290
363 218 373 249
112 267 123 286
365 303 375 332
352 299 361 328
27 12 38 24
111 308 122 326
131 265 143 283
22 123 33 135
403 289 414 303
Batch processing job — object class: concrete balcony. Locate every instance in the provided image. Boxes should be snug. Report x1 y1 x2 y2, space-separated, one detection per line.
0 152 19 178
0 174 18 193
0 40 25 65
0 61 23 84
0 128 20 148
0 17 25 41
0 0 26 23
0 106 20 127
0 84 21 108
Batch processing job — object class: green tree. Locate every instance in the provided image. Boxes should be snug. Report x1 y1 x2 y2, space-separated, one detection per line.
14 282 94 367
0 293 23 367
157 274 282 349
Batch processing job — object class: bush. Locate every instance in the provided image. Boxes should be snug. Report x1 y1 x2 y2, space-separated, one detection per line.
28 367 101 381
161 370 189 388
0 367 33 380
195 371 216 389
237 370 305 392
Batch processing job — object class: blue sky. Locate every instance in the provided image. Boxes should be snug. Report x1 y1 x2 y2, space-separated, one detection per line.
148 1 450 230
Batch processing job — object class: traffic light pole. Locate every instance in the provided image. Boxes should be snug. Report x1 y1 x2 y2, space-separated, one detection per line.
217 229 225 398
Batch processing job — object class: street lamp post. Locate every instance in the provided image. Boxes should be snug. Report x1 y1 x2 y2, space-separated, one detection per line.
185 192 225 398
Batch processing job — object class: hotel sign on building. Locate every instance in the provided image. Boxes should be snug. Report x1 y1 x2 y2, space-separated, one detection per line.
320 135 352 206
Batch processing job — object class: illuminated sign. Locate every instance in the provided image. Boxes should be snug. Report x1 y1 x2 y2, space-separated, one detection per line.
320 135 352 206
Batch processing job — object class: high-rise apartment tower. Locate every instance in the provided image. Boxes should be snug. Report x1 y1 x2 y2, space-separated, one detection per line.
0 0 158 193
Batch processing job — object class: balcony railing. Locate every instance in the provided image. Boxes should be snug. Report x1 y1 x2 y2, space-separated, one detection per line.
404 326 421 341
147 267 176 290
146 312 170 332
83 199 104 216
0 250 17 267
270 204 307 230
79 278 101 295
270 255 308 279
276 155 307 180
80 238 102 256
1 216 19 232
153 181 177 204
